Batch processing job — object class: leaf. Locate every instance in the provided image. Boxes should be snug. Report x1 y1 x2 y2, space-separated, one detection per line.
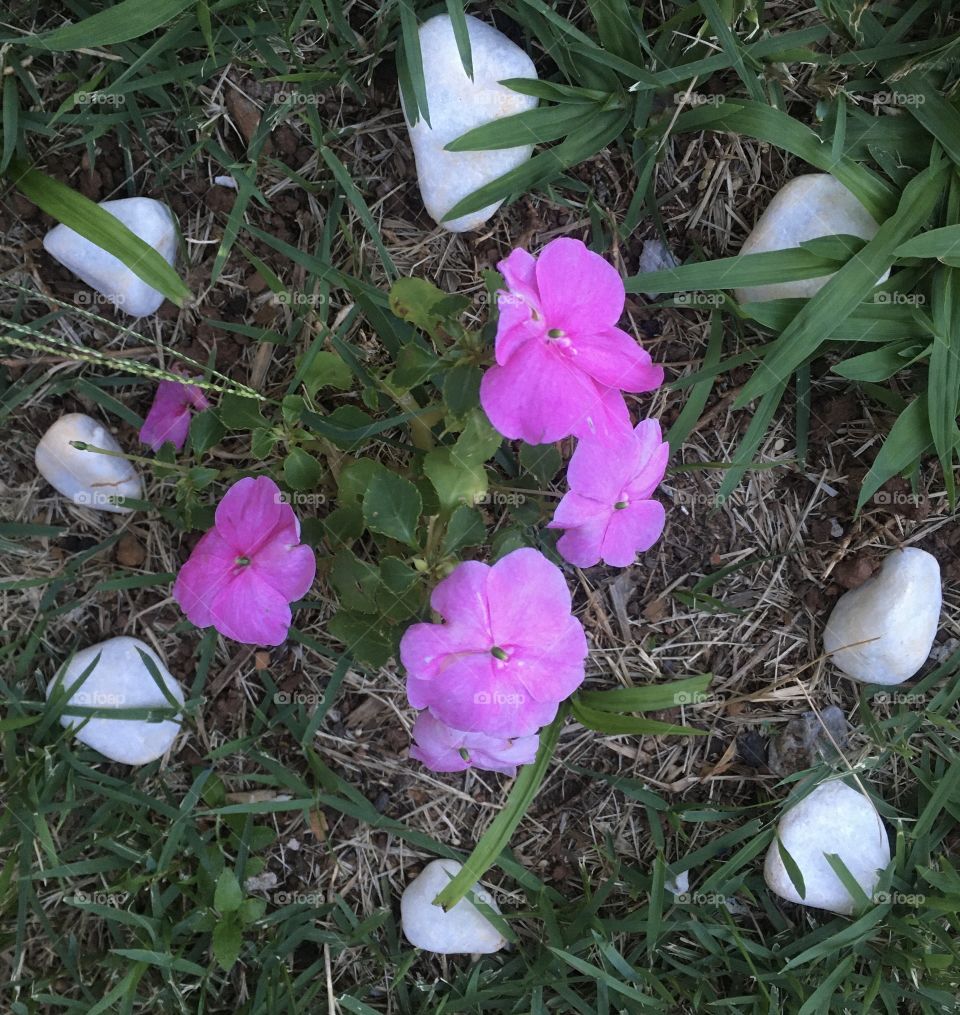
519 441 561 487
212 917 242 971
329 551 382 613
443 363 482 415
24 0 195 50
857 394 935 511
302 350 352 394
283 448 323 491
219 394 267 431
389 277 450 337
577 674 713 713
327 611 395 667
831 342 923 382
894 224 960 260
213 869 243 914
6 156 190 307
445 103 599 151
776 836 806 899
362 471 422 546
433 707 567 910
445 0 473 78
571 698 706 736
441 505 486 555
189 410 226 455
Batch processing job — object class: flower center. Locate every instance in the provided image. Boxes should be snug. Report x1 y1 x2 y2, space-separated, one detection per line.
235 555 251 566
614 500 629 510
458 747 471 762
490 645 510 662
547 328 565 338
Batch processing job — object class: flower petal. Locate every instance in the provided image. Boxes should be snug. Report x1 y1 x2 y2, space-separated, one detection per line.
565 437 625 503
506 616 588 703
206 569 296 646
429 559 492 643
556 518 609 569
401 622 472 686
572 327 663 393
600 500 666 567
172 533 238 630
625 419 669 500
214 476 297 554
250 540 316 602
549 490 611 530
497 247 539 303
486 548 575 647
535 237 624 333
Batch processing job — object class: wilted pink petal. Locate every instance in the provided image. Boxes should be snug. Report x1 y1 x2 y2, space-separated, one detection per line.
409 711 540 776
140 375 210 452
481 237 661 446
400 548 588 739
548 419 669 569
173 476 316 646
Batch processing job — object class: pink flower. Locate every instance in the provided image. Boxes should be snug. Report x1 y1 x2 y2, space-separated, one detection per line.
409 711 539 776
173 476 316 646
548 419 669 568
400 548 587 738
479 238 663 445
140 372 210 452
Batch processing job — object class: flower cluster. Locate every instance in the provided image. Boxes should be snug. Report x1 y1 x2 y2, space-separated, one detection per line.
481 237 669 569
401 548 587 776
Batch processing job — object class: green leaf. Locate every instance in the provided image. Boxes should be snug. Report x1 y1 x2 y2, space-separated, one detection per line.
189 410 226 455
283 448 323 491
328 611 395 667
433 707 567 910
441 505 486 555
577 674 713 713
445 0 473 78
329 551 382 613
6 156 190 307
212 917 242 971
775 836 806 900
446 103 599 151
219 394 267 431
389 277 451 337
423 448 486 513
213 869 243 914
857 394 935 511
393 345 442 389
362 471 422 546
894 224 960 260
24 0 195 50
302 350 352 394
831 342 924 382
443 363 482 415
571 698 706 736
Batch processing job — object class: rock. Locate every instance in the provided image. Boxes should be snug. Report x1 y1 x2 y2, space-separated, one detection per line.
43 197 178 317
764 781 890 915
823 547 941 685
404 15 538 232
400 859 506 954
46 636 185 765
735 174 886 304
637 239 680 298
35 413 142 513
115 533 146 567
768 706 849 776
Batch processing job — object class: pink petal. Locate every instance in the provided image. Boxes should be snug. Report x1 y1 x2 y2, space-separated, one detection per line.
506 618 588 703
400 622 472 686
486 548 575 647
495 293 545 366
206 568 295 646
481 340 620 445
572 327 664 393
497 247 539 304
599 500 666 567
556 518 608 568
429 560 493 643
549 490 611 530
139 381 192 451
173 533 238 630
565 438 625 503
250 540 316 602
568 383 633 446
535 238 624 333
215 477 298 554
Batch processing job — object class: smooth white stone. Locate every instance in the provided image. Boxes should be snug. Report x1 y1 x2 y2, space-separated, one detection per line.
764 781 889 915
46 636 185 765
35 413 142 513
735 174 886 304
823 547 941 685
405 14 538 232
43 197 178 317
401 859 506 954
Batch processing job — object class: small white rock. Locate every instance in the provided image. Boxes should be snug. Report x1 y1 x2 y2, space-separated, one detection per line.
35 413 142 513
46 636 185 765
401 859 506 954
735 174 886 304
404 15 538 232
824 547 941 685
43 196 178 317
764 781 890 915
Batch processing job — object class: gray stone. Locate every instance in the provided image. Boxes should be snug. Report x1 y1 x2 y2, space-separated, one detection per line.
401 859 506 954
35 413 142 513
735 174 885 304
823 547 941 685
47 636 184 765
404 15 538 232
44 196 178 317
764 781 890 915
